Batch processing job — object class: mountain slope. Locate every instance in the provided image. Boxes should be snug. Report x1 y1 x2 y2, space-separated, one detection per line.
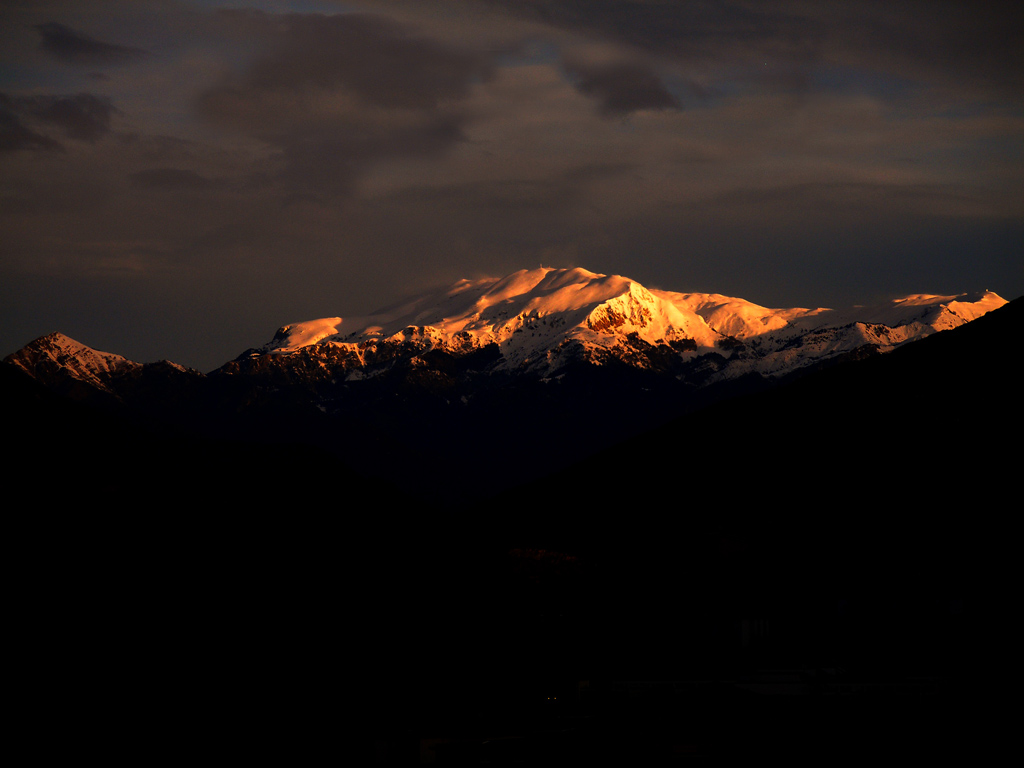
479 296 1019 687
5 332 142 401
8 269 1004 398
228 267 1005 382
4 331 204 413
4 268 1008 501
4 279 1013 761
492 294 1019 537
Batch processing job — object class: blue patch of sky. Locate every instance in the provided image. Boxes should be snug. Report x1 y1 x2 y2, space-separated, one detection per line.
495 39 561 69
969 133 1024 164
660 68 757 109
661 73 717 110
810 64 918 100
662 61 923 105
0 62 95 96
641 60 944 114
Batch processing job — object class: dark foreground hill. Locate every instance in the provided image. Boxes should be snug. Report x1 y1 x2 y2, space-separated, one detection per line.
3 298 1018 762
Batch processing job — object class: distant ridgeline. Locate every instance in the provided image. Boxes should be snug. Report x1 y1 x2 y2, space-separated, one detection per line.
4 273 1016 752
3 267 1011 502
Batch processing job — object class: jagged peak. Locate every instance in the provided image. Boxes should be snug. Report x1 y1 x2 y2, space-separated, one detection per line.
7 270 1009 397
26 331 91 351
3 331 143 397
891 290 1001 306
8 331 137 367
226 268 1009 379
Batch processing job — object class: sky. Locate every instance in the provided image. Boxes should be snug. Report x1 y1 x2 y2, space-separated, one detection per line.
2 0 1021 371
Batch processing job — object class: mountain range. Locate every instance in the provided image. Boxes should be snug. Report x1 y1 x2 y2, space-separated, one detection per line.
4 266 1016 760
3 267 1008 492
7 266 1007 388
4 264 1014 533
235 266 1003 379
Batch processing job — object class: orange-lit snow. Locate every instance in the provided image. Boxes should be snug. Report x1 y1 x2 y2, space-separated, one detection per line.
6 332 141 392
252 269 1008 377
267 317 343 354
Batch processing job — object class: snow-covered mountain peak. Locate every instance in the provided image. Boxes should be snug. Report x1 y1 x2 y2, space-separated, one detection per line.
268 317 344 354
654 291 827 340
252 267 723 370
258 268 596 339
243 268 1007 379
11 332 138 372
5 270 1010 408
780 290 1009 333
5 332 142 395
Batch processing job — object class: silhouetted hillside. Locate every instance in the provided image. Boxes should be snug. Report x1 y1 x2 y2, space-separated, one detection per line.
4 299 1015 762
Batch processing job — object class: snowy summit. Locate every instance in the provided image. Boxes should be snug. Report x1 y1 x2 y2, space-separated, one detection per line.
243 267 1006 381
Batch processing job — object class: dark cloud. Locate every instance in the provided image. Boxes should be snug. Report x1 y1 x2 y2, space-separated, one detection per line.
0 94 63 152
0 92 114 150
276 117 468 197
198 10 495 120
562 59 678 116
20 93 116 142
245 13 494 109
130 168 216 191
34 22 148 66
483 0 815 58
197 12 495 196
484 0 1024 98
2 1 1021 372
821 1 1024 91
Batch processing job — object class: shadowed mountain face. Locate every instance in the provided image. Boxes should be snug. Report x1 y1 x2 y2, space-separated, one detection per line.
489 296 1018 671
3 281 1016 761
223 267 1006 380
4 269 1007 497
503 292 1020 525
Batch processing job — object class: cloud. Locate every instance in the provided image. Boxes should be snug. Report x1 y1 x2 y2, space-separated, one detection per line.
2 1 1021 371
246 13 493 109
0 95 63 152
130 168 216 191
562 58 678 116
21 93 116 142
483 0 1024 99
196 12 496 196
0 92 115 150
34 22 149 66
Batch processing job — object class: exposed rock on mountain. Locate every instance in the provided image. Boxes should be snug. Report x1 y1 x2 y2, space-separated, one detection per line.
219 267 1006 384
3 268 1008 496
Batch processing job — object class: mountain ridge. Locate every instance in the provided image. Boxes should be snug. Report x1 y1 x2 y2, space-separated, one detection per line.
4 280 1016 751
7 269 1005 391
3 268 1010 500
229 267 1004 381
